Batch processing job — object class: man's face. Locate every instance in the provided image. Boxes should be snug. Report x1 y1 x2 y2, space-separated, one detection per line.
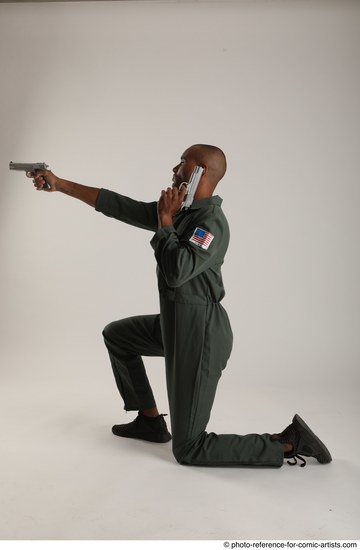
172 148 197 190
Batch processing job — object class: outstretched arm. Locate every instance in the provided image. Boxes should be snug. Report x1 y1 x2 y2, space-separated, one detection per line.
29 169 159 231
28 170 100 207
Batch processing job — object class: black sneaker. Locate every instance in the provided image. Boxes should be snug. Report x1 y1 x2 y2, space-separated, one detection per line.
112 412 172 443
271 414 332 467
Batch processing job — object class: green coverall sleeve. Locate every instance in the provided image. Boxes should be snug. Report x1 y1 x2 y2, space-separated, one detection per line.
95 188 158 231
150 207 226 288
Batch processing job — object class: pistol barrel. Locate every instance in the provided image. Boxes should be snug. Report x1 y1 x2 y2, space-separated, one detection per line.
9 162 49 172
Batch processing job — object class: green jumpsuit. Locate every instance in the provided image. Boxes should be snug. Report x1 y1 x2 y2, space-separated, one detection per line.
96 189 284 467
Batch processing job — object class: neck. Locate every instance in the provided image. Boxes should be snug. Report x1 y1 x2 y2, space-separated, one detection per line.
194 180 216 200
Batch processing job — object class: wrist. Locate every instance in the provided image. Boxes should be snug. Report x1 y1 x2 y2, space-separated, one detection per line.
158 213 173 228
55 177 64 192
56 178 72 193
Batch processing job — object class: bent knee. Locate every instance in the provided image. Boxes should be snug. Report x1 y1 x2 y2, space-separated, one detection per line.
102 321 116 341
172 434 206 465
102 319 128 344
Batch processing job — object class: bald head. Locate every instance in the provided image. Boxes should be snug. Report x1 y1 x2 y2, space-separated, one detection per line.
172 144 227 200
186 144 227 187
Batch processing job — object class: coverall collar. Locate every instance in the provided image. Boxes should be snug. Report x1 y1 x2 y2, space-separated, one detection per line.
189 195 223 210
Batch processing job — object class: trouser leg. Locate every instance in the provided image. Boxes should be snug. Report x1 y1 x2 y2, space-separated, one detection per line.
102 314 164 411
161 300 284 467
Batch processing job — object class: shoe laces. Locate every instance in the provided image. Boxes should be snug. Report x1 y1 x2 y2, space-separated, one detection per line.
286 455 307 467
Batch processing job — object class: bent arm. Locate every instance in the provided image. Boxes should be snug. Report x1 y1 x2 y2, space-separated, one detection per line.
150 208 228 287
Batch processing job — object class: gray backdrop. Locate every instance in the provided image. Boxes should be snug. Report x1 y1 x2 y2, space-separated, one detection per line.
1 0 359 390
1 0 360 541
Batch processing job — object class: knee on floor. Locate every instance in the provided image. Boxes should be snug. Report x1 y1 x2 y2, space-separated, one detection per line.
172 447 189 465
172 436 204 465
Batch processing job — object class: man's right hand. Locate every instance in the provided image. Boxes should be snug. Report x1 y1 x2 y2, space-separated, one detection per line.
26 169 60 192
26 170 100 207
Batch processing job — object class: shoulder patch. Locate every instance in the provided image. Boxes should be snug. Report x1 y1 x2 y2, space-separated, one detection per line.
189 227 214 250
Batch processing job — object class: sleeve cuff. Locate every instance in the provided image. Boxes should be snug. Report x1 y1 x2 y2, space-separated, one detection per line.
94 188 110 213
150 225 176 250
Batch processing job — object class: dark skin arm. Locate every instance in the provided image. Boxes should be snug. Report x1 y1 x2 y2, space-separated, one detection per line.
27 170 100 207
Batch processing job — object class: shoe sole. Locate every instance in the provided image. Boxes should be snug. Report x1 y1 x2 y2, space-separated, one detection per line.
112 427 172 443
293 414 332 464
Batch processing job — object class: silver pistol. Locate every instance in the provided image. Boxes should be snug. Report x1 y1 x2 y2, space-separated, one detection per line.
9 162 51 189
180 165 204 210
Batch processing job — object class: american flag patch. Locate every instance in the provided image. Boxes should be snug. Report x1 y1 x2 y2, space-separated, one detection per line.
189 227 214 250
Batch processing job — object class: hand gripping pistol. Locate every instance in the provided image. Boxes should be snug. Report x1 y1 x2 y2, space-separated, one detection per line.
9 162 51 189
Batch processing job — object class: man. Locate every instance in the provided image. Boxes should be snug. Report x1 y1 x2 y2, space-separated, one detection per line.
29 144 332 467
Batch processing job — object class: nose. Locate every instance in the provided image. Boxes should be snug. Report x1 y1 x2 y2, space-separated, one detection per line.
173 163 180 173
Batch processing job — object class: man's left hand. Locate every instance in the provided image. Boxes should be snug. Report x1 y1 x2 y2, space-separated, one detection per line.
157 185 187 228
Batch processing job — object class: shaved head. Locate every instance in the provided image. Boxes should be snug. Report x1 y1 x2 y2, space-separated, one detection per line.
172 144 227 200
186 144 227 187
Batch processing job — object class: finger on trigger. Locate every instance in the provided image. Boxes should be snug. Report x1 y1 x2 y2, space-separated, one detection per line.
34 173 44 183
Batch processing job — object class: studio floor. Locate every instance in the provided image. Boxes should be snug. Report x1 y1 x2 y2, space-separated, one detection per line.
0 349 359 543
